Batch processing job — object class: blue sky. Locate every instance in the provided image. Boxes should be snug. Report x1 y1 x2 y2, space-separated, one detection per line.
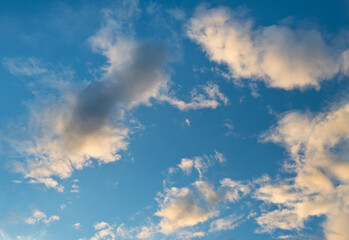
1 0 349 240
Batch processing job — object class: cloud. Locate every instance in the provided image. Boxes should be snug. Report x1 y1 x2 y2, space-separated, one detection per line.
73 222 81 230
86 152 249 239
177 152 226 178
224 121 234 136
90 222 116 240
3 4 169 191
155 184 219 234
2 57 47 76
28 178 64 192
178 158 194 175
185 119 191 127
187 7 349 90
136 226 156 239
25 209 59 225
167 8 186 21
71 184 80 193
154 152 249 237
0 229 47 240
209 214 243 232
256 103 349 239
155 178 249 236
42 215 60 224
2 4 228 192
160 82 228 111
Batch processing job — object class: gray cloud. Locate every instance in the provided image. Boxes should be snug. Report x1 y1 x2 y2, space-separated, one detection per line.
63 42 167 153
2 16 169 190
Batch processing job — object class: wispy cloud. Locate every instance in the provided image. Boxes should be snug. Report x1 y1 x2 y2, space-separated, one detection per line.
209 214 243 232
160 82 228 111
2 57 47 76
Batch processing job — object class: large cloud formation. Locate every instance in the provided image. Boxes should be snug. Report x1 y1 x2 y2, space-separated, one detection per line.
125 153 248 239
256 104 349 240
3 5 228 192
6 10 169 191
187 7 349 90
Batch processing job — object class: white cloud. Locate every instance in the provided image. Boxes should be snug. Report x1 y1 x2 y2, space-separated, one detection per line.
177 152 226 178
209 214 242 232
154 152 249 237
102 153 249 239
178 158 194 175
187 7 349 90
73 222 81 230
28 178 64 192
213 150 225 163
185 119 191 127
256 103 349 239
94 222 110 230
154 177 249 236
136 226 155 239
90 222 116 240
0 229 47 240
25 209 59 225
42 215 59 224
155 184 219 234
2 57 47 76
160 82 228 111
71 184 80 193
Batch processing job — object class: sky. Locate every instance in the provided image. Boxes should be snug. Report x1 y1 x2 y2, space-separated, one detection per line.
0 0 349 239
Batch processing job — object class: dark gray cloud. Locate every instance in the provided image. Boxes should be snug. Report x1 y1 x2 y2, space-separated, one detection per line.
69 42 166 133
63 42 167 152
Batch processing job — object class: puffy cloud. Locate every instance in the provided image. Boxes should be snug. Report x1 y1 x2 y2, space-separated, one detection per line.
256 104 349 239
220 178 250 202
187 7 349 90
96 153 249 239
155 177 249 235
25 209 59 225
155 185 218 234
90 222 116 240
178 158 194 175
